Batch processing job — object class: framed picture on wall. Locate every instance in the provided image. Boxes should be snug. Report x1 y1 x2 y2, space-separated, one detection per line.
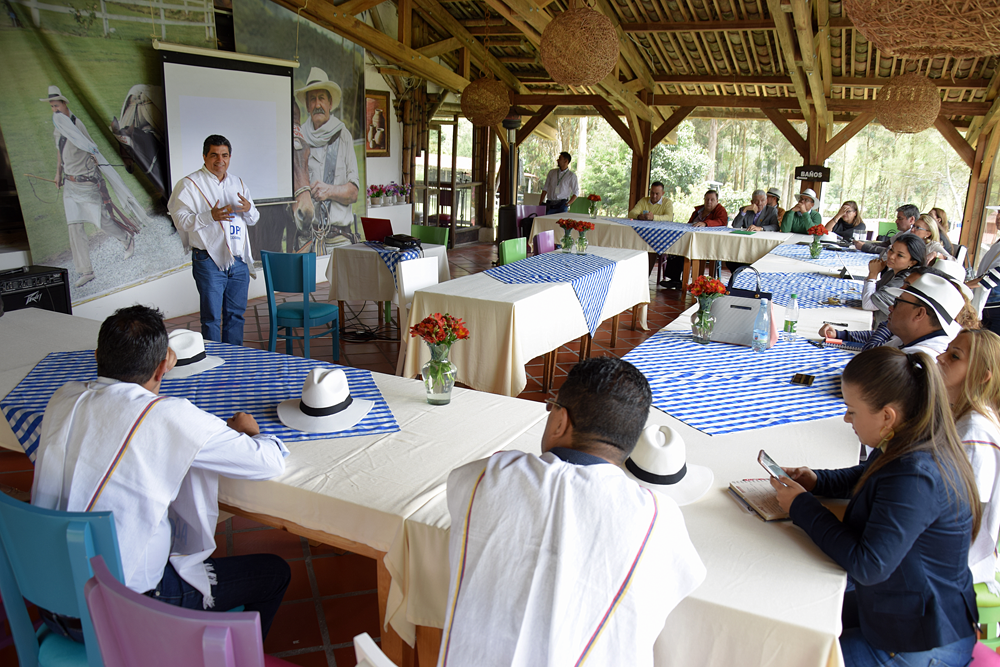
365 90 390 157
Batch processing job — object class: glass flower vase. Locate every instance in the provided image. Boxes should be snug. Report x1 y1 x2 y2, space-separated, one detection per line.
589 202 597 218
560 230 574 253
422 342 457 405
576 230 589 254
809 238 822 259
690 295 718 344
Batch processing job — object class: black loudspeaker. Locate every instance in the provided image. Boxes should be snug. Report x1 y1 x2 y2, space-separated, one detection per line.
0 266 72 315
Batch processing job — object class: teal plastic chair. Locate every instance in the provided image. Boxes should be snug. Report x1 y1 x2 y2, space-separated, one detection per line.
0 490 125 666
261 251 340 361
410 224 449 247
499 238 527 266
568 198 591 214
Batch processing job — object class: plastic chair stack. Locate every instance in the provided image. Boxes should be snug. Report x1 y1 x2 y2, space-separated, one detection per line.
0 489 125 666
84 555 296 667
261 251 340 361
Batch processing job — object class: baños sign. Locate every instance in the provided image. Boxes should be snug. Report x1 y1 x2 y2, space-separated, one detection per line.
794 165 831 182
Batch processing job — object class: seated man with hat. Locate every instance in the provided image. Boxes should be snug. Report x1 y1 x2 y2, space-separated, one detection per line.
31 305 291 641
438 357 705 667
779 188 822 234
766 187 785 221
818 272 965 357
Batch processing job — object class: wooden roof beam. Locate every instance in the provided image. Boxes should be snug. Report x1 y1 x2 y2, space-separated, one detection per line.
337 0 385 16
418 37 462 59
968 71 1000 148
596 105 633 146
832 76 991 90
816 0 832 98
821 111 875 161
592 0 655 93
650 106 694 148
655 74 793 86
761 108 808 159
934 116 976 168
620 16 851 33
765 0 812 125
515 106 556 144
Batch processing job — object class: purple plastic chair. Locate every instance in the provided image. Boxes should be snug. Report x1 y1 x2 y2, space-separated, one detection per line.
84 556 295 667
534 229 555 255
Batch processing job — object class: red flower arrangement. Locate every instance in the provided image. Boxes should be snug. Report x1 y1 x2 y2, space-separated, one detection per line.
688 275 727 297
587 193 601 202
806 224 827 237
409 312 470 347
556 218 596 232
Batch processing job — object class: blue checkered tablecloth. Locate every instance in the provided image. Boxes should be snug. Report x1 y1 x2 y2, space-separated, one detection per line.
484 253 616 336
769 243 874 269
623 331 853 435
1 342 399 462
732 271 862 308
617 220 730 254
364 242 421 285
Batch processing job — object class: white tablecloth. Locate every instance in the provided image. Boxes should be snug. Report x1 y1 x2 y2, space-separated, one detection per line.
529 214 793 263
326 243 450 303
402 247 651 396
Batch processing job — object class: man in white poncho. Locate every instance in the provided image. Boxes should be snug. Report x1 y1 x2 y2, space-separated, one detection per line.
438 358 706 667
43 85 142 288
31 305 290 642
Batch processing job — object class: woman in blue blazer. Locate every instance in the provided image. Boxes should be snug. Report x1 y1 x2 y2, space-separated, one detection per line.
771 347 982 667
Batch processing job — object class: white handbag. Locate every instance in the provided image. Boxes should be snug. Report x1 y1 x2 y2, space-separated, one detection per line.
708 266 779 348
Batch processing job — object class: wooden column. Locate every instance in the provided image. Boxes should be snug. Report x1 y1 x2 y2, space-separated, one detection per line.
472 125 489 229
960 126 995 260
627 91 653 209
486 128 497 232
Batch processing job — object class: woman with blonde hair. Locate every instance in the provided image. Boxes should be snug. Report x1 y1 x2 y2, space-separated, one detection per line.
772 347 980 666
930 208 955 256
938 328 1000 587
912 214 952 263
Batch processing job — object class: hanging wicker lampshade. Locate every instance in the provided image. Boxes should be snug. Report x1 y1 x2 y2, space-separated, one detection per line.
843 0 1000 59
461 77 510 127
540 3 619 86
873 73 942 134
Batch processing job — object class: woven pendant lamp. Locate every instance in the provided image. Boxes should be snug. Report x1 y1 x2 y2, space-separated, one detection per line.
844 0 1000 59
873 73 941 134
540 1 619 86
461 77 510 127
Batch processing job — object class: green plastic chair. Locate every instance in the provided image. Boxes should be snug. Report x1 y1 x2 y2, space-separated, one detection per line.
499 238 526 266
878 220 899 239
410 224 449 247
568 198 591 214
977 572 1000 649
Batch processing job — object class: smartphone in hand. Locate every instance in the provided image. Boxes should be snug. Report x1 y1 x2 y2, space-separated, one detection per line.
758 449 792 481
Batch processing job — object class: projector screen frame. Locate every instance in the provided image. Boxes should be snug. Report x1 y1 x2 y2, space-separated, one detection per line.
160 49 295 205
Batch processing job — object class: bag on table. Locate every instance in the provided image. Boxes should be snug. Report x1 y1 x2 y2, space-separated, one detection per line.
708 266 779 349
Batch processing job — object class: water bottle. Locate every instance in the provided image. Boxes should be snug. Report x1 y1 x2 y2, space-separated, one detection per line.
783 294 799 341
752 298 770 352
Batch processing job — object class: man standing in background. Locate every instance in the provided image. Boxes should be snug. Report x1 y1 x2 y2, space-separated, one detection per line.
45 85 136 288
168 135 258 346
296 67 359 239
539 151 579 215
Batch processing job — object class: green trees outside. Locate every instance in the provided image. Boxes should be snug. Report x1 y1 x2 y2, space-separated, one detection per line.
516 115 971 226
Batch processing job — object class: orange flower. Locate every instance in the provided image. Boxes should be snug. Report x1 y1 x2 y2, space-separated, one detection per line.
687 275 727 297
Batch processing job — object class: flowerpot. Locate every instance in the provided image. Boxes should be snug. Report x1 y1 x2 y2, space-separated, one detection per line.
423 342 457 405
372 197 383 206
690 295 718 343
560 231 574 253
809 239 822 259
576 231 589 255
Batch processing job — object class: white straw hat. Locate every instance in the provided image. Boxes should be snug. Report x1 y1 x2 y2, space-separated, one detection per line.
766 187 781 200
928 258 973 300
40 85 69 103
295 67 343 112
278 368 373 433
886 273 966 337
163 330 224 379
794 188 817 203
622 424 713 505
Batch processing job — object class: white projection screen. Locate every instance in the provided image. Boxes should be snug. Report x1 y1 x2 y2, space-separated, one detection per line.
161 51 293 203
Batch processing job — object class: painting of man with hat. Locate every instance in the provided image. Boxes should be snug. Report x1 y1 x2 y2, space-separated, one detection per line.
296 66 360 246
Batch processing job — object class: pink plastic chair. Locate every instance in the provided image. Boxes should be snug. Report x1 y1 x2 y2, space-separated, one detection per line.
534 229 556 255
84 556 295 667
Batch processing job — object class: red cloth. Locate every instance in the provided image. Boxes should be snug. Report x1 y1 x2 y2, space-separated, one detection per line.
687 204 728 227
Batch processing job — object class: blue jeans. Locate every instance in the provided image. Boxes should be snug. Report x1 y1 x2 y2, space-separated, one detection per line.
146 554 290 639
191 248 249 345
840 629 975 667
545 200 568 215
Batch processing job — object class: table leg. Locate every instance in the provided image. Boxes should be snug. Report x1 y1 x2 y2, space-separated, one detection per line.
338 301 345 332
377 557 415 667
610 313 620 347
578 334 592 361
416 626 443 667
681 258 691 291
541 350 554 391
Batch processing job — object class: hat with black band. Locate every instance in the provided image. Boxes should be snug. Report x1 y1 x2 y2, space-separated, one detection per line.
164 329 224 380
622 424 713 506
278 368 373 433
886 272 965 337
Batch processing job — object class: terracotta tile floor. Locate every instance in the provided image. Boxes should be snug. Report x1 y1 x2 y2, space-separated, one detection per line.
1 243 695 666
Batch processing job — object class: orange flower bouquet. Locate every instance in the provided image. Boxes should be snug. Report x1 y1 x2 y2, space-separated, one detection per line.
410 313 469 404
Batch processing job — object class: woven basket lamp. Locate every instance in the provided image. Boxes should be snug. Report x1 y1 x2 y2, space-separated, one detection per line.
873 73 942 134
844 0 1000 59
540 2 619 86
461 77 510 127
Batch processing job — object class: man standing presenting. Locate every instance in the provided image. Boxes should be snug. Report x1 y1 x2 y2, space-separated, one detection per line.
539 151 579 215
44 85 136 288
732 189 779 231
32 305 290 641
168 135 258 346
629 181 674 220
438 358 705 666
296 67 359 238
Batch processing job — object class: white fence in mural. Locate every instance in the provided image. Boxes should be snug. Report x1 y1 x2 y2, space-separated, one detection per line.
12 0 215 40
